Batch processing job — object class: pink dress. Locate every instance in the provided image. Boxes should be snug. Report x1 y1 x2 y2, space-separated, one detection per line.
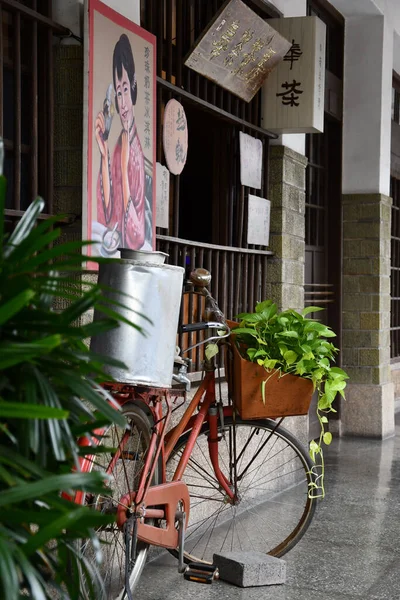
97 123 145 249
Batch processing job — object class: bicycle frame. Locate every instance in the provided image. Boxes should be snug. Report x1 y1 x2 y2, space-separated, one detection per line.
76 366 236 550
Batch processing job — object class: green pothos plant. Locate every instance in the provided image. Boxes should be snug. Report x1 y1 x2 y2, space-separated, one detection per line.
233 300 349 499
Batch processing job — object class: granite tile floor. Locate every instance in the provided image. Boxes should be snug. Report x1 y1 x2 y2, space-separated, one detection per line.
134 413 400 600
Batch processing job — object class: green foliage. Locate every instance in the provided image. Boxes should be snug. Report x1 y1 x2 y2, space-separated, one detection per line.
235 300 349 498
0 171 142 599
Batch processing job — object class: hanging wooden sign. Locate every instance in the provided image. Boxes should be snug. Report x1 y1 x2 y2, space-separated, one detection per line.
184 0 291 103
261 16 326 133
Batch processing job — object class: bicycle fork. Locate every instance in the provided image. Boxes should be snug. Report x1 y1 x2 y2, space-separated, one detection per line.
207 404 236 503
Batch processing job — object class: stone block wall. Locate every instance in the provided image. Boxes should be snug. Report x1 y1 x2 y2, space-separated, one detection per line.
266 145 308 442
266 146 307 312
391 363 400 412
341 193 394 438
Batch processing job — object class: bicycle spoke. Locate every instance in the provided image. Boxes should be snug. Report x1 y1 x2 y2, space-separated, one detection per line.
169 418 316 564
185 504 231 541
190 502 229 558
186 452 221 486
220 508 235 553
245 461 306 492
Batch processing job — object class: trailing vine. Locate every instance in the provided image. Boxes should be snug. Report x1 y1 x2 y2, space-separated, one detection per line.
233 300 349 498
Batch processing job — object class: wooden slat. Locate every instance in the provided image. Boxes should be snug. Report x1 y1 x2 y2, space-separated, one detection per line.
46 23 53 213
0 7 3 137
13 10 21 209
166 0 173 81
0 0 68 33
176 0 183 88
31 6 38 200
157 77 278 140
157 234 273 255
4 208 70 222
156 234 274 370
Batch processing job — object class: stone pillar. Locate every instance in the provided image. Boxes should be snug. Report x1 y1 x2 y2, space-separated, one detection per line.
341 194 394 438
266 146 307 312
266 145 308 443
342 16 393 197
339 14 395 438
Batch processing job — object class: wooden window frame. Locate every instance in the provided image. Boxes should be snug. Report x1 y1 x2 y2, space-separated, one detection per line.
0 0 68 219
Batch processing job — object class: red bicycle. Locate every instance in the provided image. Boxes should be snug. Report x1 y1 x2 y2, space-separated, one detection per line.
75 269 317 599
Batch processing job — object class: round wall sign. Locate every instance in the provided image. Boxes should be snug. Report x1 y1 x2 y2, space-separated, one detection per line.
163 99 188 175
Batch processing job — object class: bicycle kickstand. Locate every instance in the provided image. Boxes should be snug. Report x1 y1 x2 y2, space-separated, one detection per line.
176 510 186 574
124 515 138 600
176 511 219 584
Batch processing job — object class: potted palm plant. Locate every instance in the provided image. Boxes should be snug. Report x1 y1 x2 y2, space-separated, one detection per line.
0 139 143 599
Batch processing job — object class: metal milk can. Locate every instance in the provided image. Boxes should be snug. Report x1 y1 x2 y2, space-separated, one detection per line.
91 251 184 388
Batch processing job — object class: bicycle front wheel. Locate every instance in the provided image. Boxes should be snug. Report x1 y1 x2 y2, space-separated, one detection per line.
78 402 160 600
167 416 316 564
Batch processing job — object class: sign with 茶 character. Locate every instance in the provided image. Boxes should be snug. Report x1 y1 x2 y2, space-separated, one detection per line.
261 17 326 133
184 0 292 103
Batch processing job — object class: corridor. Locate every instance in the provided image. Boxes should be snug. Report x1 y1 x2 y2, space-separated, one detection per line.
135 414 400 599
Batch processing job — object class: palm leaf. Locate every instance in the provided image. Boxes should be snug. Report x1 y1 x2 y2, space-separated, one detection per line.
0 403 68 420
0 472 109 507
3 198 45 258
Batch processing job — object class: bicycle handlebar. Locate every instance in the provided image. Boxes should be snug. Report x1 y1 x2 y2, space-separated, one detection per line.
180 321 231 355
179 268 230 355
179 321 228 334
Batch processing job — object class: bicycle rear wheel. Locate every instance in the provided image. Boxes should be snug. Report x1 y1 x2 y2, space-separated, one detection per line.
167 416 316 564
78 402 160 599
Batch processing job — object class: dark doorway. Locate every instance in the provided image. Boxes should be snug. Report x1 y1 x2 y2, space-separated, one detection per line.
306 0 344 440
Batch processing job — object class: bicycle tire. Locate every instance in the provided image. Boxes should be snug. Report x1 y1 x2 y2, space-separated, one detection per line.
167 416 317 564
77 402 160 600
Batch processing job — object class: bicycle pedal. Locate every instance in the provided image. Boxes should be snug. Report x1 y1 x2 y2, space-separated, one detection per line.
184 563 219 584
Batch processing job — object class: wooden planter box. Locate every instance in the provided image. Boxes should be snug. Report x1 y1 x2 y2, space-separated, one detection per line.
226 321 313 420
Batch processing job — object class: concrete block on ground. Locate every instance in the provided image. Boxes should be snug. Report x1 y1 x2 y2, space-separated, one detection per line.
213 551 286 587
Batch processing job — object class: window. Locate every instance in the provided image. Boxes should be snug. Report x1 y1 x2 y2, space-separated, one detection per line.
307 0 344 79
141 0 276 359
0 0 66 217
141 0 275 249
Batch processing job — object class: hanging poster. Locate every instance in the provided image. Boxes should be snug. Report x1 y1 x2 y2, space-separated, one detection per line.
247 195 270 246
184 0 291 103
163 99 188 175
239 132 263 189
156 163 170 229
83 0 156 262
